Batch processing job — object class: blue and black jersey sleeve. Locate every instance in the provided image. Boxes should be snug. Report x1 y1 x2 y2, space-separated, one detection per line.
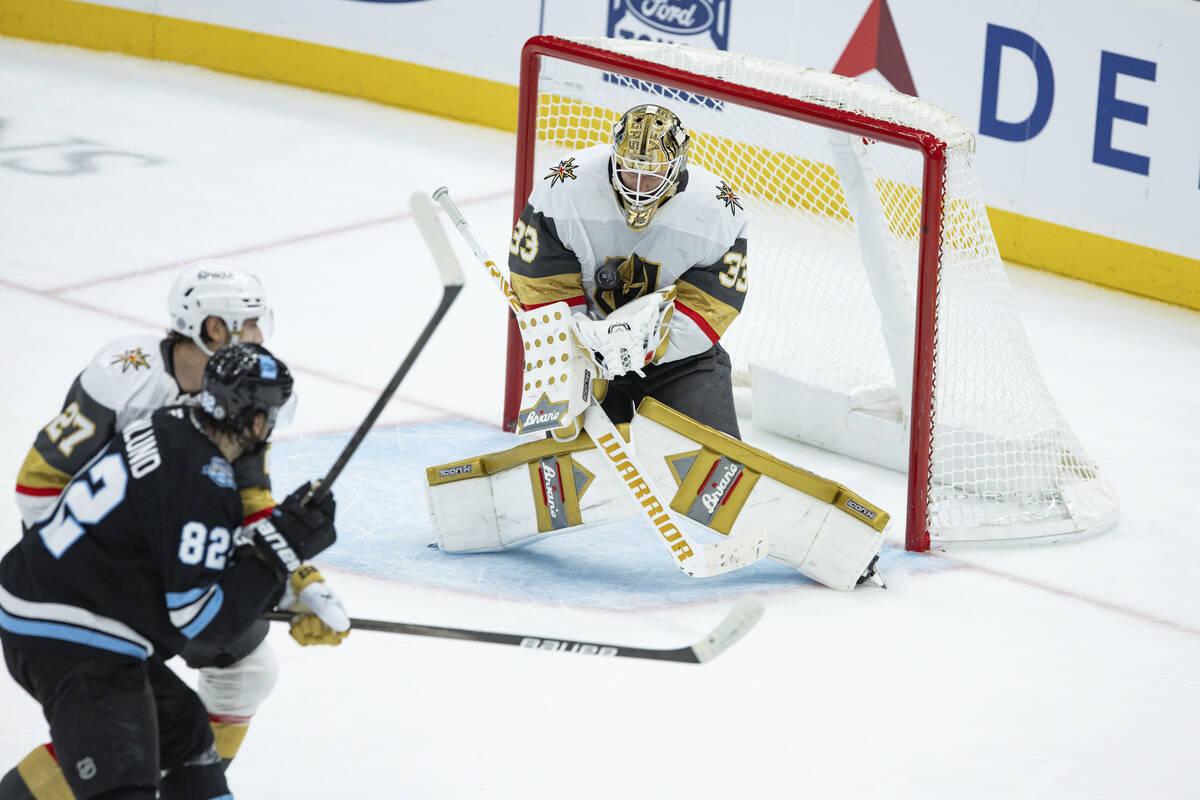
145 416 284 650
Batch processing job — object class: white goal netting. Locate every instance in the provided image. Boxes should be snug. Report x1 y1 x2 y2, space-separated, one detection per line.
516 37 1118 549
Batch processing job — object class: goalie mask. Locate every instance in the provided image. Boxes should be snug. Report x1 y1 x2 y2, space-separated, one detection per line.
199 343 295 450
168 260 275 355
610 104 691 231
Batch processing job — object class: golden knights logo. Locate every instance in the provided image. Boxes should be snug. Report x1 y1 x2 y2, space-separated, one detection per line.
715 181 742 215
593 253 661 315
544 157 578 187
110 347 151 373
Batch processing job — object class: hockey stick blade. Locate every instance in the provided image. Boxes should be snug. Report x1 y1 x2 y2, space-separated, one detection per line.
263 596 763 664
311 193 465 503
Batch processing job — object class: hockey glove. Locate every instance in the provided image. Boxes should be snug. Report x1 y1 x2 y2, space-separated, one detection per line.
278 565 351 645
571 288 674 379
251 481 336 579
289 614 350 647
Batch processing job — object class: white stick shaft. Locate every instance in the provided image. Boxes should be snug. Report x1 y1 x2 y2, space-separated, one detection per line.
431 187 524 314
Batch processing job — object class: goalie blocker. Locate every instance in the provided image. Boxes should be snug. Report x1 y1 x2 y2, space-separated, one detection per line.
425 398 889 590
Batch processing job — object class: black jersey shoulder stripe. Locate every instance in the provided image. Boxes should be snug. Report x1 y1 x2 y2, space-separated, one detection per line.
508 206 581 279
25 374 119 483
675 236 749 312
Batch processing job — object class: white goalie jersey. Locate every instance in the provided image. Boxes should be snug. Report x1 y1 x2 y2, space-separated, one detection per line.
508 144 750 364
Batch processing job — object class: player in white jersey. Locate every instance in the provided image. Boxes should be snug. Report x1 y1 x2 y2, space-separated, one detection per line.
508 103 748 437
431 105 889 590
2 262 350 800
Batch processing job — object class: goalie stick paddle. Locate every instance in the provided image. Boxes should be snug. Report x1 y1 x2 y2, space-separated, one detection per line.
265 595 763 664
430 187 769 578
308 192 465 505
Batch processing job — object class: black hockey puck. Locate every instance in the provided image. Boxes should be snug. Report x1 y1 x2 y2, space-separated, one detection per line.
594 262 620 291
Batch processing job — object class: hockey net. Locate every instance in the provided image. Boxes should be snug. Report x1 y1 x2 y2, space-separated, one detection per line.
507 36 1119 551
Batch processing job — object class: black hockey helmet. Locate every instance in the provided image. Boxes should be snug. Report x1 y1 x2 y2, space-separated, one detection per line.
199 343 294 442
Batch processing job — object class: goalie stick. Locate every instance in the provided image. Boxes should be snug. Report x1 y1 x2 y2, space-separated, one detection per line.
430 187 768 578
307 192 464 505
265 595 763 664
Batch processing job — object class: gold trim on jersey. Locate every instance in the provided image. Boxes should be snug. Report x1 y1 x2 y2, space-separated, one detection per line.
638 398 889 532
673 280 740 338
510 271 585 308
239 487 276 520
15 447 71 492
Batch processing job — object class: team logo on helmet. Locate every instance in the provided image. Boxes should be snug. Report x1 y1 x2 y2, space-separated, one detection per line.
110 347 151 373
199 390 226 420
202 456 236 489
715 181 742 215
544 157 579 187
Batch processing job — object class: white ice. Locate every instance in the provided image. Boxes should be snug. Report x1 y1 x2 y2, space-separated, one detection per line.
1 37 1199 799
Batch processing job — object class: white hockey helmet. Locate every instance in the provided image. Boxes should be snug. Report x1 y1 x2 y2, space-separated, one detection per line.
168 261 274 355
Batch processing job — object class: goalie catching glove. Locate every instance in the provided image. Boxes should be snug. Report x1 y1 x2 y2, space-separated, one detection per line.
251 481 337 579
278 565 351 645
571 288 675 379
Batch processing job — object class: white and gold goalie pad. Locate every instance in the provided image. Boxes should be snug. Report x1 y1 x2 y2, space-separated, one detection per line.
630 399 889 590
425 425 640 553
512 301 598 442
426 398 890 590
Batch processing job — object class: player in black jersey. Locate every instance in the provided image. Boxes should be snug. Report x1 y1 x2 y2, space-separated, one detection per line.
5 262 348 800
0 344 336 800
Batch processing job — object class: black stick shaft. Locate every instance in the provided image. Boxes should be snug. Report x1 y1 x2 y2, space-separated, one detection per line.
264 596 763 664
311 283 461 505
262 610 699 663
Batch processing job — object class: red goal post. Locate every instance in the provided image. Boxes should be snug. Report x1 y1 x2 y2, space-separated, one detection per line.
504 35 1118 552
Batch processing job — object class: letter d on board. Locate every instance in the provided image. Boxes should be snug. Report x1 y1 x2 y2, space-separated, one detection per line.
979 24 1055 142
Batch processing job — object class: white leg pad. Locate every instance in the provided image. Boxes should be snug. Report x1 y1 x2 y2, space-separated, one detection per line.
762 496 886 591
630 398 889 590
196 639 279 719
426 433 639 553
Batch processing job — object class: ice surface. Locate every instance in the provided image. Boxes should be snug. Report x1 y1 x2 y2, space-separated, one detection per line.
1 37 1198 799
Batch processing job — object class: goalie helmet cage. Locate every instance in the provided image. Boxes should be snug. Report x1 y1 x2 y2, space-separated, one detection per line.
505 35 1119 552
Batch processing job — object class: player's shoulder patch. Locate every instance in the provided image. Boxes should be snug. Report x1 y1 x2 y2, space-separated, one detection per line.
714 180 743 216
543 157 579 187
109 346 153 374
202 456 236 490
79 336 166 410
93 335 160 377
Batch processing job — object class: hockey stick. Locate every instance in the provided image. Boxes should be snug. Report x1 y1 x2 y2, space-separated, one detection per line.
308 193 464 504
430 187 768 578
265 594 763 664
